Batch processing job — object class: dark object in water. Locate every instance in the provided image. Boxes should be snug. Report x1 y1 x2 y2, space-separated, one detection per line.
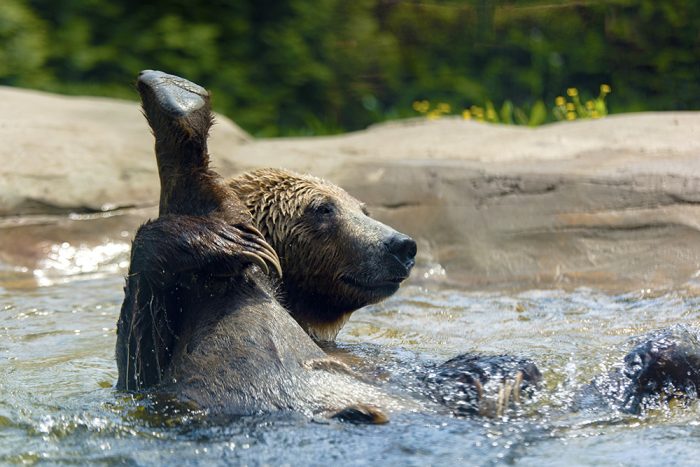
424 327 700 418
579 325 700 414
423 354 542 417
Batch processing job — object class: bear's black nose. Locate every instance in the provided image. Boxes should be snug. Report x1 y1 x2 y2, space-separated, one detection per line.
385 233 417 268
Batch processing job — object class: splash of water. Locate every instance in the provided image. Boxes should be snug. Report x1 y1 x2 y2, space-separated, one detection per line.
33 242 130 287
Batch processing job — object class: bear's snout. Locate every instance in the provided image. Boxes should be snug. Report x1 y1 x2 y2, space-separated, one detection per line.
384 233 417 271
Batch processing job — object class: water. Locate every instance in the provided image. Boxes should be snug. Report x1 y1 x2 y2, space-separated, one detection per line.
2 244 700 465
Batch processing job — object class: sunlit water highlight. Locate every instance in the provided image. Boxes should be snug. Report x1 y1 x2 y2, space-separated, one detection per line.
32 241 130 287
2 245 700 465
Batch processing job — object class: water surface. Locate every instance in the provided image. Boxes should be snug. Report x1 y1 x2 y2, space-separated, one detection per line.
1 246 700 465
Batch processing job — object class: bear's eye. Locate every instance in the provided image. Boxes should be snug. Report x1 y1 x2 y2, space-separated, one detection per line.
312 201 336 217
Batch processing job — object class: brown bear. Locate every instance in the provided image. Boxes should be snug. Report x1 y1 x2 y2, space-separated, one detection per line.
116 70 542 421
115 70 409 422
229 168 417 343
118 71 700 421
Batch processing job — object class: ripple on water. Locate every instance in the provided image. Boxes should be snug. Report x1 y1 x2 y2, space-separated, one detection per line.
2 273 700 464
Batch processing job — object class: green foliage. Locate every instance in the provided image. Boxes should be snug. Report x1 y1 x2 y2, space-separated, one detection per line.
1 0 699 135
0 0 49 86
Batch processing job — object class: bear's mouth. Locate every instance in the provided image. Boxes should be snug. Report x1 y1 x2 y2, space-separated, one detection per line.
340 275 407 292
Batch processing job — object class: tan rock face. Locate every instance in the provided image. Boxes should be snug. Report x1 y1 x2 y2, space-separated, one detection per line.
2 85 700 291
0 86 249 216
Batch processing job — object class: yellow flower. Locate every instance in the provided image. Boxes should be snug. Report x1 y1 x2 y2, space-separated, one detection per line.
600 84 611 94
565 103 575 111
437 102 451 114
566 111 576 121
462 110 471 120
585 100 594 110
566 87 578 97
591 110 600 119
427 110 441 121
555 96 566 106
412 100 430 113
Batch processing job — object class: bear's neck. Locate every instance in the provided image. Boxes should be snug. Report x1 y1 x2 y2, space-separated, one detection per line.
279 284 355 343
295 312 352 344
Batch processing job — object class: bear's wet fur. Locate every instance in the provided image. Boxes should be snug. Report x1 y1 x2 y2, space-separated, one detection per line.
424 354 542 417
115 70 398 421
227 175 700 416
576 325 700 414
114 71 700 421
114 70 541 421
229 168 417 342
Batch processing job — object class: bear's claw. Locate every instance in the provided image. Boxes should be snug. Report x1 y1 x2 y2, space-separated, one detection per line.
228 223 282 278
331 404 389 424
423 354 542 418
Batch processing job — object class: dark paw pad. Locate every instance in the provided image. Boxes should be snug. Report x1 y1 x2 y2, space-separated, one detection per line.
138 70 208 118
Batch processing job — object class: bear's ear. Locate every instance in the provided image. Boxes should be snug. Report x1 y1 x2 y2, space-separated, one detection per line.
360 203 371 216
138 70 209 119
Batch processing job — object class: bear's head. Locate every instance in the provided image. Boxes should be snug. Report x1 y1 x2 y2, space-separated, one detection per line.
230 168 416 342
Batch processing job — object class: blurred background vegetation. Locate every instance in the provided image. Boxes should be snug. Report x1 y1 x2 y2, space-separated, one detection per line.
2 0 699 136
